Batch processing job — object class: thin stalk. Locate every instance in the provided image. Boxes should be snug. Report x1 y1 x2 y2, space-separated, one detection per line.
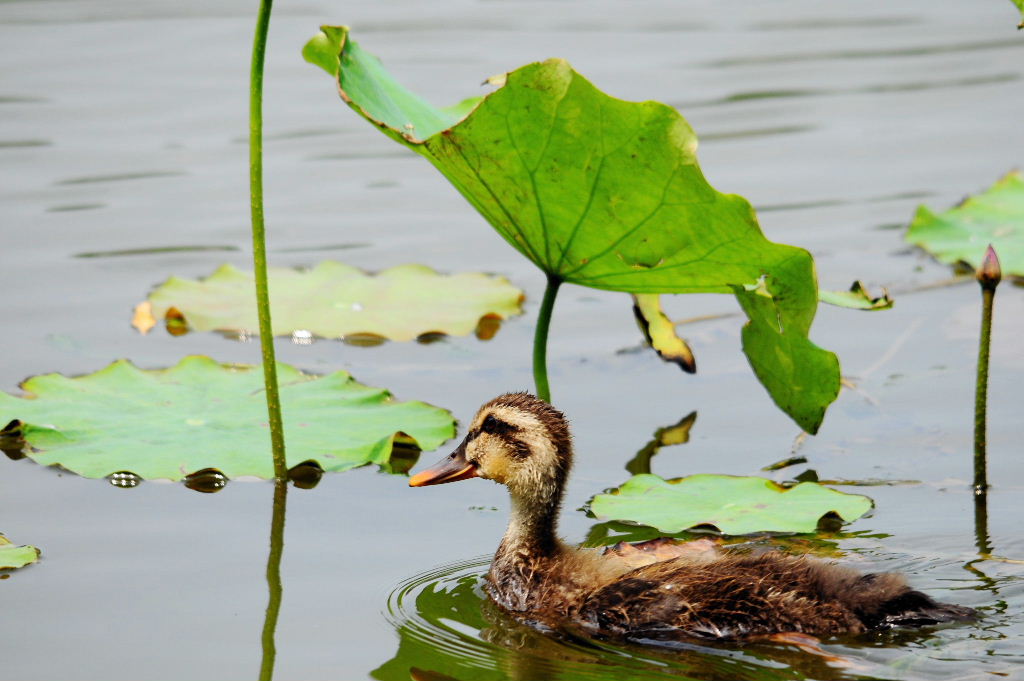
258 479 288 681
974 286 994 491
532 274 562 403
249 0 286 479
973 245 1000 495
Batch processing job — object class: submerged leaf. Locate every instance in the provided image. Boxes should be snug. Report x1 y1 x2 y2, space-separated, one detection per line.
589 473 872 535
0 533 40 570
305 26 840 433
631 294 696 373
139 262 524 342
819 281 894 311
905 170 1024 278
0 356 455 480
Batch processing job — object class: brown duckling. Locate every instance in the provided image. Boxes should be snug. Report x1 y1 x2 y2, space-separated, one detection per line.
410 392 974 643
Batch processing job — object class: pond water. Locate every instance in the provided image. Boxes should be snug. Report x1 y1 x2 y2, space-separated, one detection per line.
2 1 1023 679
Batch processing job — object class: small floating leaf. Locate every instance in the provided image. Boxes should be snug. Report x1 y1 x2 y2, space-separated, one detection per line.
589 473 872 535
131 301 157 335
819 281 894 311
305 26 841 433
905 170 1024 278
0 356 455 480
0 533 40 570
137 262 524 342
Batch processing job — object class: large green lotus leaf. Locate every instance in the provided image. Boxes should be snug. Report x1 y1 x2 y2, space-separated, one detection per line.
589 473 872 535
140 262 523 342
0 534 40 570
304 27 840 433
0 356 455 480
905 171 1024 278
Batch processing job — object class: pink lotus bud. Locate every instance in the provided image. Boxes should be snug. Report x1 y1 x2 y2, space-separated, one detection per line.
977 245 1001 290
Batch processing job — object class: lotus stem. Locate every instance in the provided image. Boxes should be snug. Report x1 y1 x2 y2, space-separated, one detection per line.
248 0 287 479
973 245 1000 495
259 479 288 681
533 274 562 403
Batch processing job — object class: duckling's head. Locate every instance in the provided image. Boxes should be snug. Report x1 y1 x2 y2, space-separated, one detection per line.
409 392 573 503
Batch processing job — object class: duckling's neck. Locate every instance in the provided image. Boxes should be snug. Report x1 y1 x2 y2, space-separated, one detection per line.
502 484 564 557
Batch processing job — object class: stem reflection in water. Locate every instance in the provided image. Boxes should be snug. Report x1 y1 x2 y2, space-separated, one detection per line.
259 479 288 681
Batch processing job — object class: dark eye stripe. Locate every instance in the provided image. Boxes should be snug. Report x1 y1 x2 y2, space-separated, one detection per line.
467 415 529 457
481 414 520 437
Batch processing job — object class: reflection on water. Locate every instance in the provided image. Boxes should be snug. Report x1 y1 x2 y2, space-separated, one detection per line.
54 170 186 185
706 37 1023 67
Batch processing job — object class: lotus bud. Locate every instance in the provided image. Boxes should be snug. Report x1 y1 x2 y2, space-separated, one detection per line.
976 244 1002 291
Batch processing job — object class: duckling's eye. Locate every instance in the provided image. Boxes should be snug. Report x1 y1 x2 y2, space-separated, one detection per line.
482 414 499 432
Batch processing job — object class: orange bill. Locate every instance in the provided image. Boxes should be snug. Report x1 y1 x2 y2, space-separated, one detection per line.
409 439 477 487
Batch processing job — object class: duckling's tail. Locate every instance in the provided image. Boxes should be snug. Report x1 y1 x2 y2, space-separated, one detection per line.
870 589 976 629
844 572 976 629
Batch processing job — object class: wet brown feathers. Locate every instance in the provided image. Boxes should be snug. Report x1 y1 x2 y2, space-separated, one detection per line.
455 393 974 642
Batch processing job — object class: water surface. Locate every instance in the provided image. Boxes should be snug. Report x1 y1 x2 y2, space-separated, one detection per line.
1 1 1022 679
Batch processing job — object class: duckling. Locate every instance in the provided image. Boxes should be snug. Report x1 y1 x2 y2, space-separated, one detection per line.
410 392 974 642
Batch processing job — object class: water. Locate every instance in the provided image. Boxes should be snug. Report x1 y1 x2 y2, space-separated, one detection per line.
1 1 1023 679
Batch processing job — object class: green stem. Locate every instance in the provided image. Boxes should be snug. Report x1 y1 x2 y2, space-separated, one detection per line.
973 284 995 494
532 274 562 403
249 0 286 479
258 479 288 681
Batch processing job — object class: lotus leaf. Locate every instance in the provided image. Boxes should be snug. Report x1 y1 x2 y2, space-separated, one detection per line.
589 473 872 535
0 534 40 570
0 356 455 480
906 170 1024 278
304 27 840 433
631 294 696 373
819 281 894 310
136 262 523 342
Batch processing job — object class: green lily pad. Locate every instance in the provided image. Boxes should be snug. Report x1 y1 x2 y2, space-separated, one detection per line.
304 26 840 434
0 534 40 570
589 473 872 535
136 262 523 342
905 170 1024 278
1011 0 1024 28
0 356 455 480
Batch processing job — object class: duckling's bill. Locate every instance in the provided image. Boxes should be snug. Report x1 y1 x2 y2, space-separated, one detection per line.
409 440 478 487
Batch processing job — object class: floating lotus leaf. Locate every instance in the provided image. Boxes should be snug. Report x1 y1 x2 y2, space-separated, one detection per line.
906 170 1024 278
304 27 840 433
135 262 524 342
0 356 455 480
589 473 872 535
0 533 40 570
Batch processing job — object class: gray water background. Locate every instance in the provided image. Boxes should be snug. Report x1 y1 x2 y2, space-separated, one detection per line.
1 1 1023 679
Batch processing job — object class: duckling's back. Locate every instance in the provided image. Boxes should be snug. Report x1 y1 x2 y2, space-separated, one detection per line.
573 551 974 642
